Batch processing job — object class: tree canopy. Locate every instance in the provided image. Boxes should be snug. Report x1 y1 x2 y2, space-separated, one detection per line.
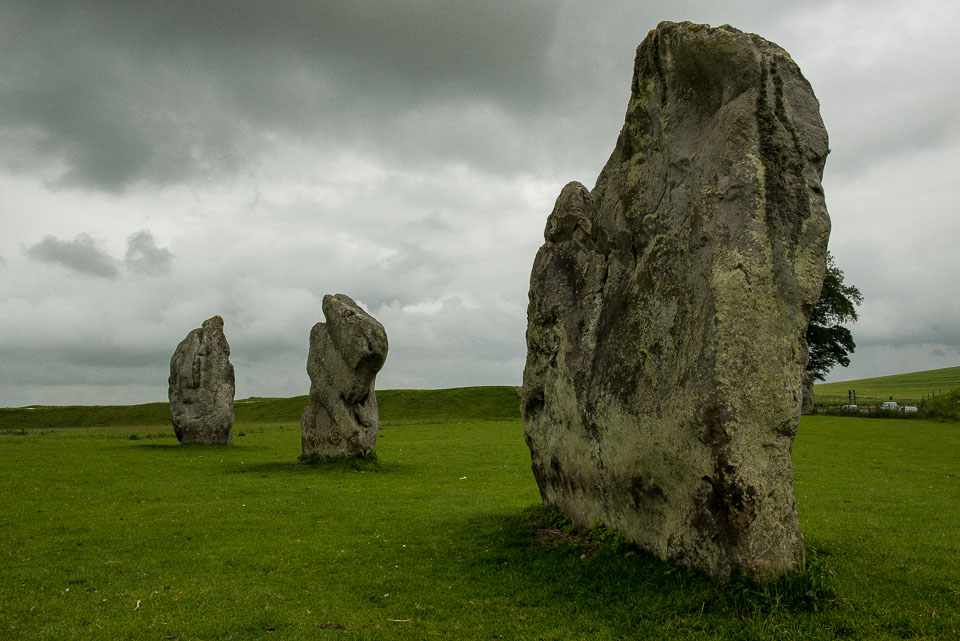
806 252 863 381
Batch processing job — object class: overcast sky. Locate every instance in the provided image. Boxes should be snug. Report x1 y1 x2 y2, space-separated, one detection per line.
2 0 958 407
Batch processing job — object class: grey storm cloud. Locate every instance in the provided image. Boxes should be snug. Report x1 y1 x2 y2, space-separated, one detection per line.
26 233 119 279
125 230 173 275
0 0 563 191
4 0 955 192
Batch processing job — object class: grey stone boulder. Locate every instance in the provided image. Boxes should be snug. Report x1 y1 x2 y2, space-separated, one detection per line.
169 315 235 445
522 21 831 580
301 294 388 459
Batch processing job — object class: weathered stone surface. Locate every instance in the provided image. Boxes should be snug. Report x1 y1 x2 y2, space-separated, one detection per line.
169 315 235 445
801 371 816 415
301 294 388 458
521 21 831 580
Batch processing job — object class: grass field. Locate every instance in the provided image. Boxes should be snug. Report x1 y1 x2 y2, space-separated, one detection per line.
1 389 959 639
814 365 960 406
0 386 521 431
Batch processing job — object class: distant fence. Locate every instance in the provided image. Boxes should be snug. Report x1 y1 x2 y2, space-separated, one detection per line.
815 400 958 421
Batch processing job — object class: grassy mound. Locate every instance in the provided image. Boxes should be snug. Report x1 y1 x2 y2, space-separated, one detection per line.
235 386 521 425
814 365 960 406
1 386 521 431
0 402 171 431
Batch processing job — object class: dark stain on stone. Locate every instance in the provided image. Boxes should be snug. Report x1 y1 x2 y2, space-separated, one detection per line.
629 474 667 510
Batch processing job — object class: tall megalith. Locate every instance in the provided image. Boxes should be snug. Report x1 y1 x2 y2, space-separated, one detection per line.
301 294 388 459
169 315 235 445
522 22 831 580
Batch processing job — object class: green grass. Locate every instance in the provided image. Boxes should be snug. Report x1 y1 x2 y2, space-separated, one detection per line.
1 392 958 639
815 365 960 406
0 402 171 431
1 386 521 431
377 386 521 424
921 388 960 420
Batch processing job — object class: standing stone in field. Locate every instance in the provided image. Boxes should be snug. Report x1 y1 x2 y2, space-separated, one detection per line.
522 21 832 581
169 315 235 445
301 294 388 458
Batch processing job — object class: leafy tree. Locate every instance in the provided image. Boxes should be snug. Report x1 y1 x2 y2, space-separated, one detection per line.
806 252 863 381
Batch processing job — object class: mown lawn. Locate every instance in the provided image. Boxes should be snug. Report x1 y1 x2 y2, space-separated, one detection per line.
1 410 958 639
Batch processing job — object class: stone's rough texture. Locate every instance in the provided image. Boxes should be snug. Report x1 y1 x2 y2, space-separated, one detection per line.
801 371 816 415
522 22 831 581
301 294 388 458
169 315 235 445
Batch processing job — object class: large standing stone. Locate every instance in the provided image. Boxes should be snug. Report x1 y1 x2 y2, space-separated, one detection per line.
522 22 831 580
169 315 235 445
301 294 388 459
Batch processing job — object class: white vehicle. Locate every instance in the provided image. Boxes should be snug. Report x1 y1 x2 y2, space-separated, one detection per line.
901 406 919 413
880 401 899 411
841 404 858 411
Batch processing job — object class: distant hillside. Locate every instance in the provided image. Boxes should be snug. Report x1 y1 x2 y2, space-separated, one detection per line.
234 386 522 425
0 402 171 431
0 386 521 430
7 369 958 430
814 365 960 404
378 386 521 423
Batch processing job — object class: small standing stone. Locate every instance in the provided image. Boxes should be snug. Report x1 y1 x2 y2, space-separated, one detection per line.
168 315 235 445
301 294 388 459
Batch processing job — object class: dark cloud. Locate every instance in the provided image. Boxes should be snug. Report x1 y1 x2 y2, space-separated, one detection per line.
125 229 173 275
0 343 170 374
0 0 562 191
25 233 119 279
0 351 164 405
